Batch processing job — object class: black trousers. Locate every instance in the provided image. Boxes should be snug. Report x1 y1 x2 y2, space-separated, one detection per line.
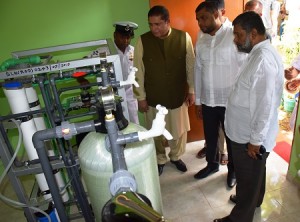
228 140 269 222
202 104 234 172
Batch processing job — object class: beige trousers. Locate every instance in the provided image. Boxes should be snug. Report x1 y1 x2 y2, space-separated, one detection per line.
143 104 189 164
154 133 187 164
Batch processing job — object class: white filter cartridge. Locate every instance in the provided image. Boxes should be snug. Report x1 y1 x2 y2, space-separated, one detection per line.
3 84 30 114
25 86 70 202
25 86 47 131
3 83 62 202
20 120 39 160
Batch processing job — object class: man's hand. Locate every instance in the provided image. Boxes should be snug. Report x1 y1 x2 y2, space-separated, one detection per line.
286 78 300 93
195 105 203 119
284 67 299 80
138 100 149 113
185 93 195 107
247 143 261 160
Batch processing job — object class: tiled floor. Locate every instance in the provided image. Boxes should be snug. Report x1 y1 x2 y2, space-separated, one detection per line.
159 140 300 222
0 140 299 222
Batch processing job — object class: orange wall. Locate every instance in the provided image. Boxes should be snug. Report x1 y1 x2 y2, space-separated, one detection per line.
150 0 245 45
149 0 245 142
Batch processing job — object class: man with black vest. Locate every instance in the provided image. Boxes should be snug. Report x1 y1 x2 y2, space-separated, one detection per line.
134 5 195 176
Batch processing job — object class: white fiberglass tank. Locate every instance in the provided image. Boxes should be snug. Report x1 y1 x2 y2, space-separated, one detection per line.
78 122 163 222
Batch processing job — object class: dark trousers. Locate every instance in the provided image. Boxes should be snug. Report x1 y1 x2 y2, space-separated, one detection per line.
202 104 234 172
228 140 269 222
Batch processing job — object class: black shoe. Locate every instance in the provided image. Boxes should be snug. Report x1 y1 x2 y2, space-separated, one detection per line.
196 147 207 158
229 194 237 204
194 166 219 179
229 194 261 207
158 164 165 176
227 172 236 188
213 216 231 222
170 159 187 172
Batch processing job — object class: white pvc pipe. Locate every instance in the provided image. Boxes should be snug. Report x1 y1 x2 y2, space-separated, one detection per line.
25 86 47 131
25 86 69 202
3 86 53 201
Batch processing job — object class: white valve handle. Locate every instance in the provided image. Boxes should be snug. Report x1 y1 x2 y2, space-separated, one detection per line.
120 66 139 87
138 104 173 141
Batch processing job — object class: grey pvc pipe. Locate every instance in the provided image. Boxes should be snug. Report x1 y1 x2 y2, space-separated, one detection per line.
105 117 127 172
116 132 139 145
32 128 68 222
32 120 96 221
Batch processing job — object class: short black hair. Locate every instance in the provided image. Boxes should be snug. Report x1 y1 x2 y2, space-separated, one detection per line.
148 5 170 22
195 1 219 14
205 0 225 9
233 11 266 35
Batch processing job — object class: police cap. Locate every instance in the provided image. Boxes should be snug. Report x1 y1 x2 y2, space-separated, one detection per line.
113 21 138 37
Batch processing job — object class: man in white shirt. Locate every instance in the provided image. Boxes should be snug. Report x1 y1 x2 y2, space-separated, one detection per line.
196 0 231 166
214 11 284 222
193 1 245 188
113 22 140 124
90 21 140 124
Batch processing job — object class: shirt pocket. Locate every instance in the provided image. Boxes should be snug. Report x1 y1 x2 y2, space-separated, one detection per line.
216 48 230 65
231 80 250 108
198 47 210 62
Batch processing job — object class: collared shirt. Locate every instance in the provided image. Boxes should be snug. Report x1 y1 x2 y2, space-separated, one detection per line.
115 44 139 124
133 28 195 101
195 17 232 46
115 44 134 81
114 44 136 99
194 25 246 107
225 40 284 152
223 17 232 28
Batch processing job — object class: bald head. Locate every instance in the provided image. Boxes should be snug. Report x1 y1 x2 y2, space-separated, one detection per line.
244 0 263 16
